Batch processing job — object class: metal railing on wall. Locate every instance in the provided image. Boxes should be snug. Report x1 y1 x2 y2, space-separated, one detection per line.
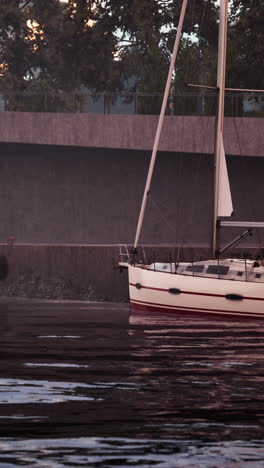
0 92 263 117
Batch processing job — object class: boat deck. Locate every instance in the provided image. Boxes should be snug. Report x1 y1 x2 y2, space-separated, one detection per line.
142 259 264 283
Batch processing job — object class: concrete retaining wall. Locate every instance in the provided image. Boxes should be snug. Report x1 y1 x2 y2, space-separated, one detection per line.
0 142 263 300
1 142 264 246
0 112 263 156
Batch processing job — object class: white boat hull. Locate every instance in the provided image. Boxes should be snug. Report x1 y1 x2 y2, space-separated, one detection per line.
127 265 264 320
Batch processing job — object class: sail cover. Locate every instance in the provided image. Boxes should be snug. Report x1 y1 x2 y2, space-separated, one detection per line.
217 134 233 217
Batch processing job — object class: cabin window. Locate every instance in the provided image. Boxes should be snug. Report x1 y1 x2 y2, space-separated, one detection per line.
255 273 261 279
186 265 204 273
162 265 168 270
237 271 243 277
207 265 229 275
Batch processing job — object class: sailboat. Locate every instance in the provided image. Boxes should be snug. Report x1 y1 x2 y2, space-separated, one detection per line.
119 0 264 320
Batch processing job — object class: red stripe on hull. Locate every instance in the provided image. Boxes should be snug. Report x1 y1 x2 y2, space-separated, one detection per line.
129 282 264 302
131 301 264 320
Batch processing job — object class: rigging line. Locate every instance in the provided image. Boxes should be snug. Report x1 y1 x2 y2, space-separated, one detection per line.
145 120 186 248
190 0 196 30
184 0 196 84
138 116 187 246
250 204 263 252
179 97 215 248
184 0 211 100
180 111 185 153
148 194 178 235
232 116 242 156
133 0 189 249
174 104 186 248
233 116 263 252
199 0 210 35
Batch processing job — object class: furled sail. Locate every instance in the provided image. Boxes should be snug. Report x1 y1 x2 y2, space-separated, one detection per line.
217 134 233 217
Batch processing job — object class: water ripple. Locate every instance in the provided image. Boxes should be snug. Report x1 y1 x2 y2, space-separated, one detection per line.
0 379 101 404
0 437 263 468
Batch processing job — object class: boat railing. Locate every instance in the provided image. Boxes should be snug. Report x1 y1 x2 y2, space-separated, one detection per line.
118 244 147 265
145 262 264 283
118 244 132 264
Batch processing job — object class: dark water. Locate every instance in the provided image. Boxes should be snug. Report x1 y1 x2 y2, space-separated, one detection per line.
0 299 264 467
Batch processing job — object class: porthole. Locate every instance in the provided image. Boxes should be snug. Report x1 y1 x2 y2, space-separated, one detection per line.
135 283 142 289
226 293 243 301
168 288 181 295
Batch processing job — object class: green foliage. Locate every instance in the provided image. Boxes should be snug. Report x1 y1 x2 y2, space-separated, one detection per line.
0 0 120 92
228 0 264 90
43 0 120 91
115 0 218 114
0 0 263 105
0 0 34 89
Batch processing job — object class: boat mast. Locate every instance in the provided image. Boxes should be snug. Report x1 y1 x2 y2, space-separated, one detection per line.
133 0 188 251
211 0 229 257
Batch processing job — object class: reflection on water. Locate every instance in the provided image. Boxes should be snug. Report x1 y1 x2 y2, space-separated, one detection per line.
0 416 48 420
0 378 101 404
37 335 81 339
1 300 264 466
0 437 264 468
24 363 90 368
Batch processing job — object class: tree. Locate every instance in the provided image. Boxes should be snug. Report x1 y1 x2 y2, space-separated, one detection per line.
228 0 264 90
0 0 121 93
7 0 264 108
0 0 39 91
41 0 121 91
113 0 219 115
